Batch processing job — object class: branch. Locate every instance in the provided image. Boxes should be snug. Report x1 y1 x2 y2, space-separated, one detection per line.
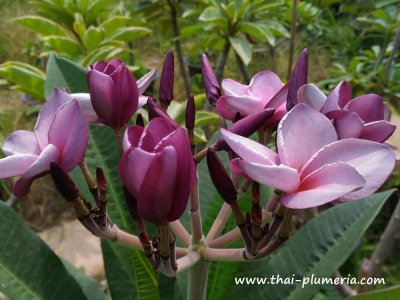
205 202 231 243
170 220 191 246
189 171 203 244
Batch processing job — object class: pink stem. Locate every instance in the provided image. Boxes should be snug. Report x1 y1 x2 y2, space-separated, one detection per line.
205 202 232 243
170 220 191 246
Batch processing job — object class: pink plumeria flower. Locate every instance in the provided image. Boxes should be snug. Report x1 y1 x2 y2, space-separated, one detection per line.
221 104 395 209
298 82 396 142
0 89 88 196
216 70 288 123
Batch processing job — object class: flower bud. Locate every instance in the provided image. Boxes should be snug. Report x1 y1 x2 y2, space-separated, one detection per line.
87 59 139 129
159 50 174 109
207 149 237 204
287 48 308 111
214 108 275 151
185 93 195 130
136 113 144 127
201 54 221 106
50 161 79 202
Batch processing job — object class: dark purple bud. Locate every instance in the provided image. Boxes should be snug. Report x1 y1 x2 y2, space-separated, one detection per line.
123 186 140 220
136 113 144 127
251 182 260 204
214 108 275 151
201 54 221 106
159 50 174 109
185 93 195 130
207 149 237 204
50 161 79 202
287 48 308 111
96 167 107 190
147 97 178 128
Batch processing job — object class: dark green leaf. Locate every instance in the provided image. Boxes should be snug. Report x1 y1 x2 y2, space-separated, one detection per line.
346 285 400 300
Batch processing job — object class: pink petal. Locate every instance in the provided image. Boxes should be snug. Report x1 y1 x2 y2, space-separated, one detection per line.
35 89 74 149
220 129 279 165
123 126 144 153
138 95 148 109
137 146 178 224
359 120 396 143
277 104 338 171
327 110 364 139
12 144 59 197
297 84 326 111
2 130 40 156
70 93 101 123
248 71 283 100
267 84 289 109
346 94 384 122
324 81 352 112
0 154 38 178
216 95 264 120
137 68 157 95
48 100 89 171
139 118 176 152
301 138 395 200
221 78 249 96
230 159 300 193
281 162 365 209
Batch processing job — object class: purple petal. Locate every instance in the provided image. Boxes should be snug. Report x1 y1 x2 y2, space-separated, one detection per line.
248 70 283 100
326 110 365 139
220 129 279 165
323 81 352 113
185 93 195 130
359 120 396 143
201 53 221 106
138 95 148 109
0 154 37 178
301 138 395 201
267 83 289 109
123 126 144 153
346 94 385 123
139 117 176 152
35 88 74 148
281 162 365 209
3 130 40 156
137 146 178 224
277 104 337 171
159 50 174 109
297 84 326 111
147 97 176 125
230 159 300 193
287 48 308 110
221 78 249 96
12 144 59 197
137 68 157 95
48 100 88 171
216 94 264 120
70 93 101 123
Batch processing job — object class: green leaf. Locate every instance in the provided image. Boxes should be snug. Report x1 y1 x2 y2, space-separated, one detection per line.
45 54 160 299
14 15 69 37
346 285 400 300
229 36 252 65
81 46 128 67
0 61 45 101
240 22 275 45
195 111 220 127
42 36 83 57
62 260 108 300
105 26 152 43
227 190 394 300
0 201 87 300
199 7 223 22
83 27 105 51
100 16 132 36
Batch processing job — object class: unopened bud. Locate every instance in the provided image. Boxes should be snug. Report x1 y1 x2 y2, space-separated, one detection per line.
287 48 308 111
50 162 79 202
201 54 220 106
207 149 237 204
159 50 174 109
185 93 195 130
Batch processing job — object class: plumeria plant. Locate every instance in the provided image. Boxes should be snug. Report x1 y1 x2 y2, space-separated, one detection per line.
0 49 398 300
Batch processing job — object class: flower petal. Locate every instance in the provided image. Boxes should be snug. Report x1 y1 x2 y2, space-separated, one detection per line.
277 104 337 171
297 84 326 111
0 154 38 178
139 117 176 152
359 120 396 143
281 162 365 209
323 81 351 113
301 138 395 200
216 95 264 120
48 100 89 171
230 159 300 193
248 71 283 100
220 129 279 165
346 94 384 122
326 110 365 139
70 93 101 123
137 68 157 95
221 78 249 96
35 88 74 148
2 130 40 156
123 126 144 152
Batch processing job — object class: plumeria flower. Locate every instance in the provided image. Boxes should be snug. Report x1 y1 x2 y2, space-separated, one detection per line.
119 117 196 224
221 104 395 209
216 70 287 123
0 89 88 196
298 82 396 142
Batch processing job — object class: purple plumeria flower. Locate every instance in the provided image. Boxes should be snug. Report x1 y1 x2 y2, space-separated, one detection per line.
221 104 395 209
0 89 89 196
298 82 396 142
118 117 196 224
87 59 140 129
216 70 287 123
